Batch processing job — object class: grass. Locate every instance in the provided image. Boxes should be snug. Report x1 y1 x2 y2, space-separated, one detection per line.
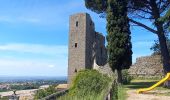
118 85 127 100
115 78 170 100
124 79 170 96
124 79 160 89
59 78 170 100
59 70 113 100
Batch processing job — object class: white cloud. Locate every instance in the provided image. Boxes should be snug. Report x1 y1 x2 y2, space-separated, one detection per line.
0 16 14 23
0 43 68 55
48 64 55 68
0 43 68 76
0 16 40 24
18 17 40 23
0 58 67 76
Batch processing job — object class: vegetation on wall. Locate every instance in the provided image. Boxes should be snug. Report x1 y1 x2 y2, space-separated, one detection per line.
59 70 113 100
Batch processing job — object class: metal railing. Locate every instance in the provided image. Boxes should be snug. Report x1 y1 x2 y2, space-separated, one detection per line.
41 89 68 100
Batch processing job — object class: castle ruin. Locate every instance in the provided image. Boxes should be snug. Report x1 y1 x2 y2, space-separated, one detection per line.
68 13 107 85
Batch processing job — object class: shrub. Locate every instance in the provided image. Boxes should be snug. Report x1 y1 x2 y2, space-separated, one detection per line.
59 69 112 100
117 84 127 100
122 69 133 84
0 97 8 100
34 85 56 99
111 80 118 100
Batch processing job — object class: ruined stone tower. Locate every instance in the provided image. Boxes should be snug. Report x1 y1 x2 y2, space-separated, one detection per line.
68 13 107 85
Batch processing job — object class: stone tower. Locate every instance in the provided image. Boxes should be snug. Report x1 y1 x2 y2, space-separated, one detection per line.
68 13 95 84
68 13 107 85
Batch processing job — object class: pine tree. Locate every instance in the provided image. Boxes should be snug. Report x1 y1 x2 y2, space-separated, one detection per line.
85 0 170 87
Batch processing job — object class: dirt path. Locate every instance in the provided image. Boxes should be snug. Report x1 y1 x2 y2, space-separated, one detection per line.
127 89 170 100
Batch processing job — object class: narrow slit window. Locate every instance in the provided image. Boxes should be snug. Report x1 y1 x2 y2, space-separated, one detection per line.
75 69 77 73
76 21 78 27
75 43 77 48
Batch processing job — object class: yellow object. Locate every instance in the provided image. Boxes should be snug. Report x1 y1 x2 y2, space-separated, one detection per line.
137 73 170 94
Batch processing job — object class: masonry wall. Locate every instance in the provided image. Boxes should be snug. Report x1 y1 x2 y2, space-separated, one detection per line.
95 32 107 66
68 13 95 85
68 13 107 85
128 55 163 76
68 13 86 84
85 14 95 69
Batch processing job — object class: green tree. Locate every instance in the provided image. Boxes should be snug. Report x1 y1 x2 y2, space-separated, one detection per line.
106 0 132 83
85 0 170 87
151 39 170 55
34 85 56 99
160 9 170 31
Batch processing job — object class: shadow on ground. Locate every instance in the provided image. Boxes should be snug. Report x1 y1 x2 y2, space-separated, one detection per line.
125 81 160 89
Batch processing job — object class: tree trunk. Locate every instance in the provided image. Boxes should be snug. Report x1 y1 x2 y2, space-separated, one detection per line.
150 0 170 87
157 33 170 73
116 69 122 84
157 33 170 87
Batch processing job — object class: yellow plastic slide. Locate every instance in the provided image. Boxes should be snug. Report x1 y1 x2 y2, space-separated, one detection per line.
137 73 170 94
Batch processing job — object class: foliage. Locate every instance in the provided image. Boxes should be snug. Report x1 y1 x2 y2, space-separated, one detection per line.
85 0 107 14
159 9 170 31
111 81 128 100
106 0 132 71
151 39 170 55
34 85 56 99
117 85 127 100
111 80 118 100
122 69 133 84
85 0 132 84
85 0 170 76
59 70 112 100
0 97 8 100
10 84 38 90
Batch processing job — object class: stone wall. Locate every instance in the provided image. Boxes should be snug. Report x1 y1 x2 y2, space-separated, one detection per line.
68 13 88 85
128 55 163 76
68 13 107 85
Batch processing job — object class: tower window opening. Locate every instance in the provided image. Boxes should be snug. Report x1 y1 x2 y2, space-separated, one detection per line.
75 69 77 73
75 43 77 48
76 21 78 27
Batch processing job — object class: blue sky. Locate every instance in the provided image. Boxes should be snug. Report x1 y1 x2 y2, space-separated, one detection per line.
0 0 157 77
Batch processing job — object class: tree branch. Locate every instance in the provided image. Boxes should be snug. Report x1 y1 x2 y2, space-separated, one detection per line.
138 8 152 14
160 1 170 14
136 13 154 19
128 7 152 14
129 19 158 34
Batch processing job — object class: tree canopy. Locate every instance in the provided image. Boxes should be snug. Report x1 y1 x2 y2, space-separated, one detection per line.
151 38 170 55
85 0 170 73
106 0 132 71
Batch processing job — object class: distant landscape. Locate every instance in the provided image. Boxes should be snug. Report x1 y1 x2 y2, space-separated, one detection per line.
0 76 67 82
0 76 67 92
